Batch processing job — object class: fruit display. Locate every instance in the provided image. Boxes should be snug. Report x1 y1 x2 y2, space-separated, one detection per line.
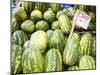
11 1 96 74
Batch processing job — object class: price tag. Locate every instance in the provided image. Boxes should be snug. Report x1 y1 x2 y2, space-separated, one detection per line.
73 9 91 29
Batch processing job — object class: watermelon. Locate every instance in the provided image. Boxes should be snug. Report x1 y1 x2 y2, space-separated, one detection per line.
68 66 79 71
22 48 44 73
22 2 35 17
12 44 22 74
29 30 48 53
51 21 60 30
12 7 27 22
36 20 49 31
50 29 65 53
79 55 96 70
80 32 93 56
56 10 65 19
12 30 28 47
30 10 42 23
87 22 96 31
21 20 35 33
35 2 49 13
58 14 71 34
51 3 62 13
44 48 62 72
43 8 56 23
46 30 54 49
63 32 80 66
11 18 19 32
91 36 96 56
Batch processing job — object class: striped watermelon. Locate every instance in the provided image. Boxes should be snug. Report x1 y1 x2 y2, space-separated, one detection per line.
12 44 22 74
36 20 49 31
80 32 93 56
35 2 49 13
79 55 96 70
23 40 30 51
43 8 56 23
21 20 35 33
12 7 27 23
63 32 80 66
22 48 44 73
58 14 71 34
50 29 65 53
12 18 19 32
12 30 28 47
22 2 35 17
30 10 42 23
68 66 79 71
44 48 62 72
51 21 60 30
51 3 62 13
29 30 48 53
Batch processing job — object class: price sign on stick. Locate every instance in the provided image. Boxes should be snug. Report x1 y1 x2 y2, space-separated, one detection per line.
68 9 91 39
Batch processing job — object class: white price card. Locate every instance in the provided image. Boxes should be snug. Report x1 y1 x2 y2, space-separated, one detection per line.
73 9 91 29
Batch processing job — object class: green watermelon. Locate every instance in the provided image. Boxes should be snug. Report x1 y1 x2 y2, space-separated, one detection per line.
22 2 35 17
80 32 93 56
50 29 65 53
12 7 27 22
23 40 30 51
68 66 79 71
36 20 49 31
58 14 71 34
91 36 96 56
11 18 19 32
79 55 96 70
56 10 65 19
21 20 35 33
43 8 56 23
87 22 96 31
44 48 62 72
51 3 62 13
35 2 49 13
12 44 22 74
63 32 80 66
46 30 54 49
30 10 42 23
51 21 60 30
22 48 44 73
29 30 48 53
12 30 28 47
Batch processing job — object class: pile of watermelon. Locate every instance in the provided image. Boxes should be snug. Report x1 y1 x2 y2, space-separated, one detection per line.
11 1 96 75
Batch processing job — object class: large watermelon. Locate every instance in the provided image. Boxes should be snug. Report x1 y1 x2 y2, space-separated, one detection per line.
46 30 54 50
58 14 71 34
80 32 93 56
21 20 35 33
56 10 65 19
68 66 79 71
63 32 80 66
22 48 44 73
12 44 22 74
36 20 49 31
22 2 35 17
35 2 49 13
51 3 62 13
79 55 96 70
50 29 65 53
51 21 60 30
30 10 42 23
11 18 19 32
29 30 48 53
12 7 27 22
44 48 62 72
43 8 56 23
12 30 28 47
